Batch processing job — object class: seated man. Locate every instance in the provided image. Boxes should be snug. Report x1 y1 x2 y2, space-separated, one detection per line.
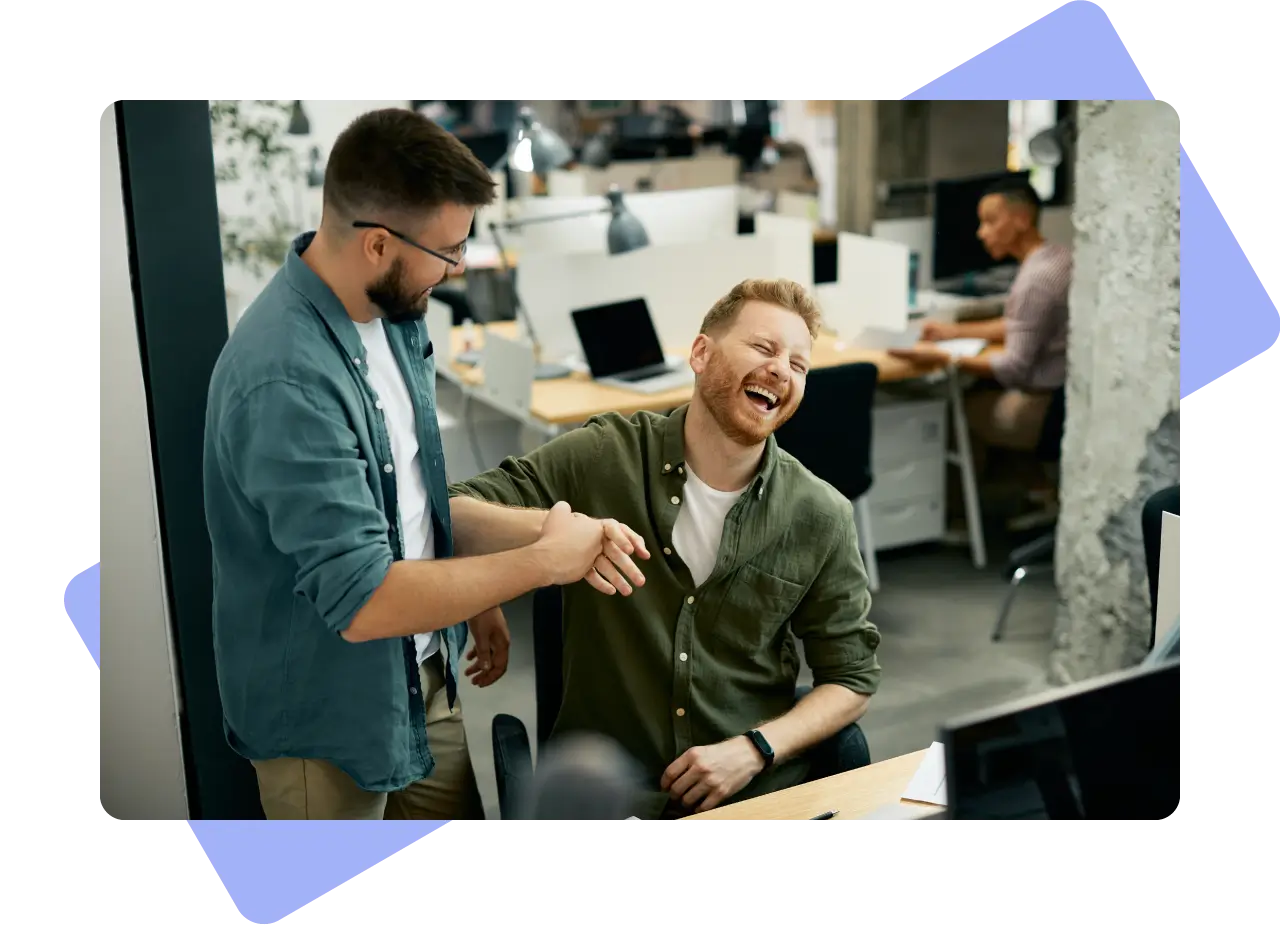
892 176 1072 483
450 279 881 818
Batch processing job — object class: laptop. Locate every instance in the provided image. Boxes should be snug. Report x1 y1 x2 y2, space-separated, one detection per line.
571 298 694 394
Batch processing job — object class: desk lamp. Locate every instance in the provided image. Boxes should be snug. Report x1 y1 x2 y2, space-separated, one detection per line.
462 186 650 380
493 106 575 175
1028 116 1075 168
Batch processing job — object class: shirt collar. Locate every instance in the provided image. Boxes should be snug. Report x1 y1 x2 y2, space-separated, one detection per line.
284 231 366 362
660 404 780 500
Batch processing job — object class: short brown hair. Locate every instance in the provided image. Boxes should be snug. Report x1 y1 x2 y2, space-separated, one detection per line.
699 278 823 339
323 108 496 221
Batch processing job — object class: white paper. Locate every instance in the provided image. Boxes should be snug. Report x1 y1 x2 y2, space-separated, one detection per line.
935 337 987 359
901 741 948 806
850 325 921 351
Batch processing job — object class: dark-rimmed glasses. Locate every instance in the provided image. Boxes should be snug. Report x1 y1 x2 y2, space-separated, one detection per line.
351 221 466 267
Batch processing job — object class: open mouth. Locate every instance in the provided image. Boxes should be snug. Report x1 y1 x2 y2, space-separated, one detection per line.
743 383 780 413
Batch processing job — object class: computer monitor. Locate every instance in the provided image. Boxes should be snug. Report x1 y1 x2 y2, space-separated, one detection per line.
931 169 1031 283
571 298 666 379
941 658 1179 819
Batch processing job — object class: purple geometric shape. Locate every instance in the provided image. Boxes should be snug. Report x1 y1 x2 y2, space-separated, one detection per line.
65 562 99 666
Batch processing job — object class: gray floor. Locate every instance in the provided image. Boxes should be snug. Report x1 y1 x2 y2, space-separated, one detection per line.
437 380 1058 820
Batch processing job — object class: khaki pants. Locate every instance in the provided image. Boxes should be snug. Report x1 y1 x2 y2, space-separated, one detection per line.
964 386 1054 476
252 653 484 820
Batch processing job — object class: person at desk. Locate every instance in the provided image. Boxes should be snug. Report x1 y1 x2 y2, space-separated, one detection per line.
204 108 648 821
891 176 1072 469
450 279 882 818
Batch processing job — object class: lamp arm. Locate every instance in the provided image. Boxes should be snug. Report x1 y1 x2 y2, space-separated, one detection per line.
497 206 611 229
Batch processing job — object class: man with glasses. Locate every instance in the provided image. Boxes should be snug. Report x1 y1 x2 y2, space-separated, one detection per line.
204 108 649 820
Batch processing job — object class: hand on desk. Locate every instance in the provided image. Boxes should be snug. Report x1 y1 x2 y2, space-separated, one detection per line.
920 321 959 342
465 606 510 687
661 736 766 813
887 343 952 369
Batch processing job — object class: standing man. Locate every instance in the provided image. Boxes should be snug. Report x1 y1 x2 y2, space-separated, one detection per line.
204 108 647 820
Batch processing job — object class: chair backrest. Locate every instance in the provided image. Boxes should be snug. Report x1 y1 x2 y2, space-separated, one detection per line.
1036 385 1067 462
532 585 565 746
773 362 878 502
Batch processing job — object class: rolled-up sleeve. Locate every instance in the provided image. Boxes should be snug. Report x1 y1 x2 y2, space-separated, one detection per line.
219 379 392 634
790 501 882 695
989 283 1058 390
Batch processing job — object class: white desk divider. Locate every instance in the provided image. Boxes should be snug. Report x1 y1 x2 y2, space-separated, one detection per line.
549 155 739 198
516 234 785 366
776 190 820 222
831 231 911 339
505 186 739 255
872 217 933 287
754 212 815 291
546 169 589 197
1154 512 1180 650
479 329 535 421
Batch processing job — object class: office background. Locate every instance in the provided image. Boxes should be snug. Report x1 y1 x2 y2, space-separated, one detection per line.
102 99 1180 821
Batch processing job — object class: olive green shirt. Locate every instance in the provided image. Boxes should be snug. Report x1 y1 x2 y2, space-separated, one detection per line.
450 405 881 816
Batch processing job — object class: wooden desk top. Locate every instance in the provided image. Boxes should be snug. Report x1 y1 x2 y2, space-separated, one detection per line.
447 322 928 427
685 749 938 820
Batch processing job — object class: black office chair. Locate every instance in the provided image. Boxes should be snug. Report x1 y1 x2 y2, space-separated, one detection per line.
991 385 1067 641
773 361 879 590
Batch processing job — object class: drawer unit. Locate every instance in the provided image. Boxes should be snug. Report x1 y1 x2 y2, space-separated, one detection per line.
872 398 946 467
866 456 945 506
867 494 945 551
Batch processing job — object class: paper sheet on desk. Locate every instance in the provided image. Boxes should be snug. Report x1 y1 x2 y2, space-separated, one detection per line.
934 338 987 359
901 741 947 806
848 325 920 351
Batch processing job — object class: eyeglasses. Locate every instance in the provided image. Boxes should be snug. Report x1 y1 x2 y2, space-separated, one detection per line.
351 221 466 267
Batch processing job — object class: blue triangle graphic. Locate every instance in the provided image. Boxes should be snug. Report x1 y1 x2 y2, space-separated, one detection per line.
907 2 1151 100
189 820 445 923
1180 151 1280 393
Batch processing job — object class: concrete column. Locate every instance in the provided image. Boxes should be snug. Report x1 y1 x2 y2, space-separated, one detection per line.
835 101 877 234
1049 101 1181 684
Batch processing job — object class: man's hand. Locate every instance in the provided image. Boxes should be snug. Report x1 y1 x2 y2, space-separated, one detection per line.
888 343 952 370
919 320 958 342
465 606 510 687
576 513 650 596
660 736 766 813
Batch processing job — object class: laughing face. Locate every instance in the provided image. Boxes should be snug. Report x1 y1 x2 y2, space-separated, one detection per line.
690 300 813 447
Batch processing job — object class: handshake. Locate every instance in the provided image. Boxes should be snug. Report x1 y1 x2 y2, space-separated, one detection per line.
533 501 650 596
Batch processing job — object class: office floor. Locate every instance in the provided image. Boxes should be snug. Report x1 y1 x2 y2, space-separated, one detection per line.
438 383 1058 820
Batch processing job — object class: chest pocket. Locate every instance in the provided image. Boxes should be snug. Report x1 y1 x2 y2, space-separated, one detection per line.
711 563 808 650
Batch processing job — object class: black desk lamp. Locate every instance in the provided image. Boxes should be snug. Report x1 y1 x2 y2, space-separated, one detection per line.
458 186 650 380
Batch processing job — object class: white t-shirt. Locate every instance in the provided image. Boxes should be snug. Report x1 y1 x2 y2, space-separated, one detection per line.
671 466 748 587
354 320 439 663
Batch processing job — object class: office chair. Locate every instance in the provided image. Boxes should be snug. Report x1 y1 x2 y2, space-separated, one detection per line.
1142 483 1179 650
773 362 880 591
491 578 874 819
991 384 1066 641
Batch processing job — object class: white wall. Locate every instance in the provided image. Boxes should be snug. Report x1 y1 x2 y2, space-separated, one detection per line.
101 106 189 820
776 100 837 226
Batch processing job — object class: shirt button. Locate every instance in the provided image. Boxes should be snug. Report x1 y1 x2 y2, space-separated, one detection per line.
663 463 672 472
671 496 680 505
384 463 394 473
375 400 384 410
678 467 684 475
679 652 688 662
663 547 672 556
686 596 695 605
353 357 362 366
676 708 686 717
409 687 418 695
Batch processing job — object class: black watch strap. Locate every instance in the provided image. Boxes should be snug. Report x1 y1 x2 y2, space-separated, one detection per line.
744 729 775 769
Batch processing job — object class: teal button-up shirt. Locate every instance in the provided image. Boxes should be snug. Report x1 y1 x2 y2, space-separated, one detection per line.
203 233 466 792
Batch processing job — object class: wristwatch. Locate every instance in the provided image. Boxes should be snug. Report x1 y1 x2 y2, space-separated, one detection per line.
744 729 775 770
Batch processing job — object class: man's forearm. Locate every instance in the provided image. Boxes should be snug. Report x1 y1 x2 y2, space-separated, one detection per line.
754 685 870 764
954 318 1007 343
449 495 546 556
342 547 551 643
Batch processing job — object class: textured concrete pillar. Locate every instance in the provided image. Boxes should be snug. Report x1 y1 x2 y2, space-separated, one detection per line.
1049 101 1180 683
836 101 877 234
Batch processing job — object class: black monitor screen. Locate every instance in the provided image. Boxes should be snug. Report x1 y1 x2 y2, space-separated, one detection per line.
932 170 1030 281
943 659 1179 820
571 298 665 379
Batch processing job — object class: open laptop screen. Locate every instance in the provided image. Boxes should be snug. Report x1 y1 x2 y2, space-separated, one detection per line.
571 298 666 379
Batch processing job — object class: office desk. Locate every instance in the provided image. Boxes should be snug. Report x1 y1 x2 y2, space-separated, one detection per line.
684 749 938 820
442 322 992 570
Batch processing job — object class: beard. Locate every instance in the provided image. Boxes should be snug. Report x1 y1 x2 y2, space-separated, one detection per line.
366 257 444 324
697 347 797 448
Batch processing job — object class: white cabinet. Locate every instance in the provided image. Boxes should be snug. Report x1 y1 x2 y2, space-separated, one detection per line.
867 398 947 551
